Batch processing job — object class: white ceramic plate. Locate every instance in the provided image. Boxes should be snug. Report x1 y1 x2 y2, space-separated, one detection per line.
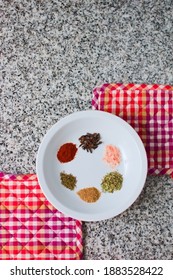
36 110 147 221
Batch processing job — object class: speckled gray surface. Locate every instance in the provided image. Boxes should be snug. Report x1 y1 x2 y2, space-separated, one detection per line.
1 0 173 259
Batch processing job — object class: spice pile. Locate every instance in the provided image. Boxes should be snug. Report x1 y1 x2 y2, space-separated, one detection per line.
101 171 123 193
60 172 77 190
77 187 101 203
79 132 102 153
103 144 121 168
57 143 77 163
56 132 124 203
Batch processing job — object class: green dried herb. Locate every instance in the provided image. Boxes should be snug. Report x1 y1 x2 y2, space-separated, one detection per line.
60 172 77 190
101 171 123 193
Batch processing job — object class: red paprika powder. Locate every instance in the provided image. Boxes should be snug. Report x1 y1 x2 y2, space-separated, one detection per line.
57 142 78 163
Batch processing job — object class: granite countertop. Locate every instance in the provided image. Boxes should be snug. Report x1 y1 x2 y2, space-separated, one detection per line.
1 0 173 259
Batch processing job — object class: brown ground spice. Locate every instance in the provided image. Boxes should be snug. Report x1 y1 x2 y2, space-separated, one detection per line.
77 187 101 203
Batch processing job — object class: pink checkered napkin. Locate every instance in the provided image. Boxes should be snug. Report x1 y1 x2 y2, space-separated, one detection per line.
0 172 83 260
92 83 173 177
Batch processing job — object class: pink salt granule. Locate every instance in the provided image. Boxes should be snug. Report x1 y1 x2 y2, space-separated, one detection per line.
103 145 121 168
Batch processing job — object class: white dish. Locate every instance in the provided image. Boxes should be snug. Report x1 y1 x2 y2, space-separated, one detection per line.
36 110 147 221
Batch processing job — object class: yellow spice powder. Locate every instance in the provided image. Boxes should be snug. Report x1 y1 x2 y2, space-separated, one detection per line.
77 187 101 203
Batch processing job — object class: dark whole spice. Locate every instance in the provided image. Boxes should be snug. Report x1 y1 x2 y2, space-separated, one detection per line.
60 172 77 190
79 132 102 153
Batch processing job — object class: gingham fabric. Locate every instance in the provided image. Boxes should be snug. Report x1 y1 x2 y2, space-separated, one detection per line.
92 83 173 177
0 172 83 260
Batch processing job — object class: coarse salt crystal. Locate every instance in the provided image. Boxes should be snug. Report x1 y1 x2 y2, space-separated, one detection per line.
103 144 121 168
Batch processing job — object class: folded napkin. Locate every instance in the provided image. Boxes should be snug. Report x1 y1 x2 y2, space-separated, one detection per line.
92 83 173 177
0 172 83 260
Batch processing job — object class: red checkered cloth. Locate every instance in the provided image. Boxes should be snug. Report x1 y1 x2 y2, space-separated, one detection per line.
0 172 83 260
92 83 173 177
